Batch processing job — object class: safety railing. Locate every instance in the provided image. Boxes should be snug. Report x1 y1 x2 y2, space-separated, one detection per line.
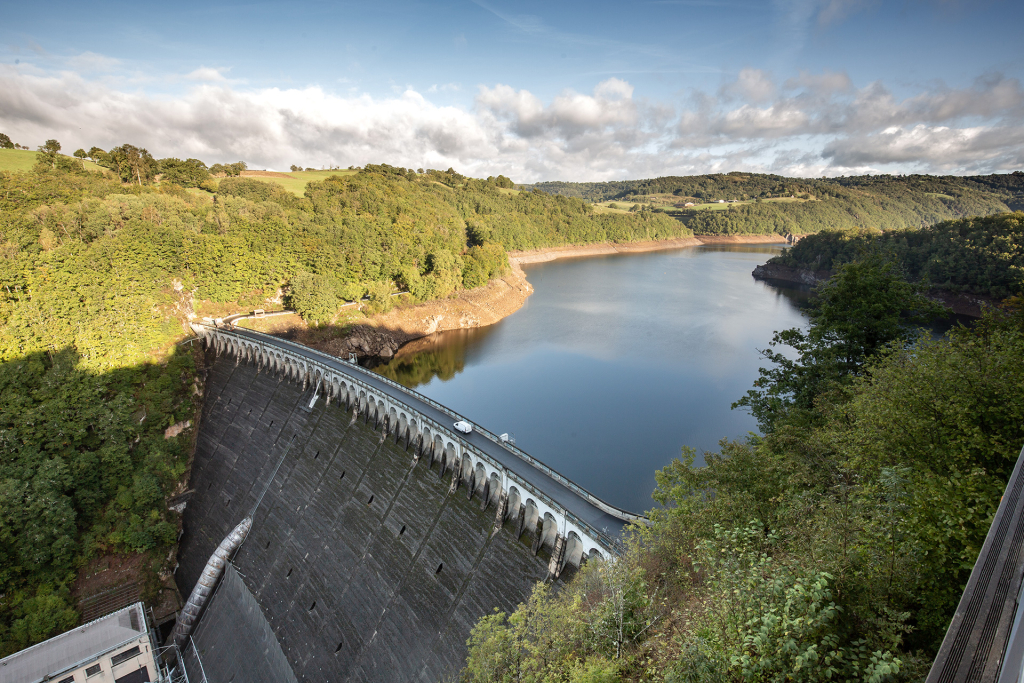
194 323 649 542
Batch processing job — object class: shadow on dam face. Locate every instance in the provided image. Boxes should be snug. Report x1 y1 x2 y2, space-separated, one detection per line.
176 353 570 682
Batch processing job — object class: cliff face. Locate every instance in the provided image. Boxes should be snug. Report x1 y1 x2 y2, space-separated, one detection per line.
177 354 561 682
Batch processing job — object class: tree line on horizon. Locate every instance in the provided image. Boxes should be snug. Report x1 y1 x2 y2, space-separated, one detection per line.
526 171 1022 239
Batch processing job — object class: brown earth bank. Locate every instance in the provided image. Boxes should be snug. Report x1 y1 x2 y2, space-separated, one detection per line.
239 262 533 360
241 235 803 360
507 234 796 265
751 262 1000 317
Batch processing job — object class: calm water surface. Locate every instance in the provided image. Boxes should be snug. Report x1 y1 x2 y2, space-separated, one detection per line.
372 245 810 513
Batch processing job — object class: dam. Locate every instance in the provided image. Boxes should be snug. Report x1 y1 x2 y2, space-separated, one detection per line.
174 323 644 682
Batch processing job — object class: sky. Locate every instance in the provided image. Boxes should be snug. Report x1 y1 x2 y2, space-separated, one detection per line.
2 0 1023 182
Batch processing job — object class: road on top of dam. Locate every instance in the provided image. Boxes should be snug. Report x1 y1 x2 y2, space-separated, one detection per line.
223 325 636 545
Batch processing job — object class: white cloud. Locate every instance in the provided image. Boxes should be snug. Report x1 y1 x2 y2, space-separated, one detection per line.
185 67 230 82
721 68 776 104
0 62 1021 181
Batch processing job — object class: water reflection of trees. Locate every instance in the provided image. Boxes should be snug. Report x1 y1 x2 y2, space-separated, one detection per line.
373 341 468 388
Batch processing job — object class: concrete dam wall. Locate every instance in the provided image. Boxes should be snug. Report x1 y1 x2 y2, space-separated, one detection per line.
176 347 596 682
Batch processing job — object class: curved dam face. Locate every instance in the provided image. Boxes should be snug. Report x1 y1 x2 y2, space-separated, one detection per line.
176 352 572 682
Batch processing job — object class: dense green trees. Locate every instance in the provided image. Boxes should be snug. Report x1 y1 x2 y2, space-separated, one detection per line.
0 133 14 150
106 144 158 185
769 213 1024 298
0 158 696 652
530 172 1016 237
735 255 943 432
463 261 1024 682
158 158 211 188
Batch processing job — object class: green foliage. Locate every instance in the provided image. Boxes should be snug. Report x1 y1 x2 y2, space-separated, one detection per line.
461 559 652 683
159 158 211 188
734 254 943 432
209 161 247 177
464 268 1023 682
36 140 62 169
1 585 78 654
288 272 341 323
0 133 14 150
530 172 1015 237
770 213 1024 298
106 144 158 185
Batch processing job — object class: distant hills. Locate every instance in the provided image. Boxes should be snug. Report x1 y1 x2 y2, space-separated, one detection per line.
522 171 1024 236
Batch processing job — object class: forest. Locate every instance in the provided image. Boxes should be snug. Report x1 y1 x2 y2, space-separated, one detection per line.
528 172 1022 237
0 151 686 655
459 255 1024 683
3 141 1024 677
763 213 1024 299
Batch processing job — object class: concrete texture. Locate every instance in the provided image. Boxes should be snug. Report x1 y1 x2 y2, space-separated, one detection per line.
177 354 561 682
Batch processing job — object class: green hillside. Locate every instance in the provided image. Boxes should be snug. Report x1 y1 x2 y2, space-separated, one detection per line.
525 171 1023 237
0 149 107 174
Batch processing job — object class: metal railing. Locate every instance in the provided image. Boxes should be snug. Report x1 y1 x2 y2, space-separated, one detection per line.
195 323 645 550
198 322 647 524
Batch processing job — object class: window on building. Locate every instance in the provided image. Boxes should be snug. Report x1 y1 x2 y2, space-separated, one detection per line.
86 664 102 677
57 676 76 683
111 645 142 666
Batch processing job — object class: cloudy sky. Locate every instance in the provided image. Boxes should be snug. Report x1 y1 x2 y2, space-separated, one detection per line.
2 0 1022 181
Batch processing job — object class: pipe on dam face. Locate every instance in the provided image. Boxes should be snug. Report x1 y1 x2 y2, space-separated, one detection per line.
172 516 252 651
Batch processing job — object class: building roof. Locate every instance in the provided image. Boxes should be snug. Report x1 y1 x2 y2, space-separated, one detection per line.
0 602 147 683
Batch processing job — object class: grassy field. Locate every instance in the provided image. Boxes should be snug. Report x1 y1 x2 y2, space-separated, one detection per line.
240 169 358 195
0 149 108 174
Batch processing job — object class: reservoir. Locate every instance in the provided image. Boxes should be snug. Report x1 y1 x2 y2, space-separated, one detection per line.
372 245 810 513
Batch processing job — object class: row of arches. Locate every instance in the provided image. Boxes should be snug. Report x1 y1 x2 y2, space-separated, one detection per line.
199 326 610 569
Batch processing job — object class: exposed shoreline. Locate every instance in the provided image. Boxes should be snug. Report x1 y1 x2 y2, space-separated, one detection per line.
246 234 795 360
509 234 790 265
752 262 999 317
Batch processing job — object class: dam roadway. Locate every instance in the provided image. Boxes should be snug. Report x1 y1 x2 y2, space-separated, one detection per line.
214 323 643 543
175 322 649 682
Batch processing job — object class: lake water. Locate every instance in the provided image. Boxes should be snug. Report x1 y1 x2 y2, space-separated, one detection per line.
372 245 811 513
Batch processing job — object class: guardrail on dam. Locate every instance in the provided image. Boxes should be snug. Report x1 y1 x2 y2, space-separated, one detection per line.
174 322 647 682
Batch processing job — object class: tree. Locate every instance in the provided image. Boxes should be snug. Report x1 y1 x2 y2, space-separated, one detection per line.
107 144 158 185
158 157 210 187
0 133 14 149
87 146 106 161
288 272 339 324
73 149 87 159
36 139 62 168
290 164 301 172
734 254 943 432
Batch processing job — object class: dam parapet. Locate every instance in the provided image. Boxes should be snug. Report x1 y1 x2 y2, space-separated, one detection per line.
175 323 647 682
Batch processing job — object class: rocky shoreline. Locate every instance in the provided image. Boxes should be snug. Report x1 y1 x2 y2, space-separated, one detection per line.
751 263 999 317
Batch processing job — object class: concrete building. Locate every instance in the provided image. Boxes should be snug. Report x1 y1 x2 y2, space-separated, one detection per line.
0 603 159 683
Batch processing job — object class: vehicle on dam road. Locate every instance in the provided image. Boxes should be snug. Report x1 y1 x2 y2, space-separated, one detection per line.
453 420 473 434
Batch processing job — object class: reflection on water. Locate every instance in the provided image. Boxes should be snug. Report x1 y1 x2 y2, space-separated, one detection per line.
372 244 810 513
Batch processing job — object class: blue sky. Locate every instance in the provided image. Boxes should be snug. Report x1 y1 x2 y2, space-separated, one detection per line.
2 0 1022 180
